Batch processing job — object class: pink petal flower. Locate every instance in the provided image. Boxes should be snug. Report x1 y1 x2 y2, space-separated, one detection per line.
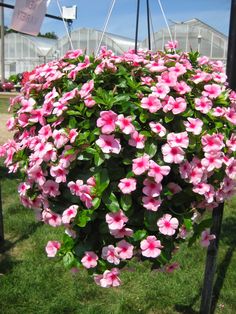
106 210 128 230
161 143 185 164
149 122 166 137
200 229 216 247
140 235 163 258
157 214 179 236
141 95 162 113
45 240 61 257
96 110 117 134
81 251 98 269
116 114 135 134
116 240 134 259
96 134 121 154
132 155 150 175
102 245 120 265
62 205 78 224
184 118 203 135
118 178 137 194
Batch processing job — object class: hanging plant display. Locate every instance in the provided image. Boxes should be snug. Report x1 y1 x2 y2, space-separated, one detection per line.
1 42 236 287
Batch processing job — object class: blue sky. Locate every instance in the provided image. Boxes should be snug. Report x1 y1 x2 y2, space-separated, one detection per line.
4 0 231 39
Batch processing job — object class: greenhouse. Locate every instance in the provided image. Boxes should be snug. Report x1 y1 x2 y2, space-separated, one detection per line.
3 32 57 78
141 19 228 62
2 19 228 78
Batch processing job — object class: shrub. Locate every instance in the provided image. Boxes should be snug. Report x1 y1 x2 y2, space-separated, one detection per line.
1 43 236 287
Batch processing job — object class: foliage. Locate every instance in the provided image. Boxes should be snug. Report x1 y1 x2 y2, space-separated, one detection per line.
1 42 236 287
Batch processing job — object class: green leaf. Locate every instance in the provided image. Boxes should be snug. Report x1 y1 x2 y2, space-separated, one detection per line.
77 210 94 227
92 197 101 210
102 191 120 212
183 218 192 231
164 113 174 123
68 117 78 129
140 112 148 123
120 194 132 211
114 94 130 103
67 110 82 116
94 168 110 194
94 152 105 167
64 148 76 157
63 252 75 269
132 229 147 241
145 142 157 158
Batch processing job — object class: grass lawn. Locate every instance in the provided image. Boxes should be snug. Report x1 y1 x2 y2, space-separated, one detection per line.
0 163 236 314
0 95 12 114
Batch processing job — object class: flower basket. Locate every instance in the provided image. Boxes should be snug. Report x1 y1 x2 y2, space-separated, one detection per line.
1 43 236 287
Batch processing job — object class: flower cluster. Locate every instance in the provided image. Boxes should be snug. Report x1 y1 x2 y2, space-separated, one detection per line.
1 43 236 287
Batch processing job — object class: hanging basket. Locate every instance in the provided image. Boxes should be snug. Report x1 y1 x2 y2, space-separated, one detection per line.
1 44 236 287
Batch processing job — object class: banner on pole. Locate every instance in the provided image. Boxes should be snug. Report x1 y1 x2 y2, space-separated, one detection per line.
10 0 49 36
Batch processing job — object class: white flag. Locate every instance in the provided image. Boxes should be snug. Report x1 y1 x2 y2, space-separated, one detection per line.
10 0 48 36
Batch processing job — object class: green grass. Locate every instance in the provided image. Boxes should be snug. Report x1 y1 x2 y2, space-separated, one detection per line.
0 164 236 314
0 98 10 114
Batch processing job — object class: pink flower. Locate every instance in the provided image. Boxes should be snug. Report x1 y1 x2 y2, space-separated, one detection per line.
79 79 94 98
169 62 187 76
50 165 68 183
179 160 191 179
18 182 31 196
200 229 216 247
149 122 166 137
184 118 203 135
226 158 236 179
84 95 96 107
167 182 182 196
81 251 98 268
118 178 137 194
157 214 179 236
96 135 121 154
164 97 187 114
38 125 52 140
128 131 146 149
141 95 162 113
45 240 61 257
226 134 236 152
202 84 222 99
188 166 204 185
42 209 62 227
69 129 78 143
68 179 83 196
102 245 120 265
96 110 117 134
225 108 236 125
62 205 78 224
167 132 189 149
116 240 134 259
161 143 185 164
116 114 135 134
165 40 178 50
142 196 162 211
94 268 121 288
194 97 212 114
132 155 150 175
106 210 128 230
174 81 191 95
201 152 223 171
151 83 170 99
148 160 170 183
42 180 60 197
140 235 163 258
110 227 133 238
142 179 162 197
52 129 68 149
158 71 178 87
192 183 211 195
27 165 46 186
201 133 225 153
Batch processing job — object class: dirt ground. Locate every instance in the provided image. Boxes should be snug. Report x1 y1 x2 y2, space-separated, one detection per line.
0 113 12 144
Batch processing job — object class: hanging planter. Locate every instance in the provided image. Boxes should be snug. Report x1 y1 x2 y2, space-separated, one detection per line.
1 43 236 287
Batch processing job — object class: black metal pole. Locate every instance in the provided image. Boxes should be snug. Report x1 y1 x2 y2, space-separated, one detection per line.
146 0 151 50
226 0 236 89
200 203 224 314
135 0 140 53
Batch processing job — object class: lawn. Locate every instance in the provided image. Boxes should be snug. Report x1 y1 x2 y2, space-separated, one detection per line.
0 94 13 114
0 163 236 314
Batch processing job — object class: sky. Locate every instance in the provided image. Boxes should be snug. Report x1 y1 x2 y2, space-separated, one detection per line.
3 0 231 40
